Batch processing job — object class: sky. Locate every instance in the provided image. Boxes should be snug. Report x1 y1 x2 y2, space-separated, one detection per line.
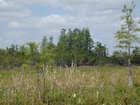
0 0 140 55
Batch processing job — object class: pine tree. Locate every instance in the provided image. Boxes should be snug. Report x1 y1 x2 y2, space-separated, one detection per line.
115 2 140 87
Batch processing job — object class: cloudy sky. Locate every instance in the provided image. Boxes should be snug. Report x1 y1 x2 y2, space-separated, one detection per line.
0 0 140 54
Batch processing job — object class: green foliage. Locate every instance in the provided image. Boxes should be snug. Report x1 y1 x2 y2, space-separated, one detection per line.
115 2 140 53
26 42 39 66
94 42 109 65
55 28 95 66
115 2 140 66
131 47 140 64
3 44 22 68
40 36 55 66
21 64 30 70
115 2 140 64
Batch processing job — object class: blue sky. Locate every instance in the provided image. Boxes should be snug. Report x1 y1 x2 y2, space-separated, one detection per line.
0 0 140 54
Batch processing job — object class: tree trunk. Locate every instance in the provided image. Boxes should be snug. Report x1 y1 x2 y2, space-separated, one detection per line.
128 58 133 87
128 41 133 88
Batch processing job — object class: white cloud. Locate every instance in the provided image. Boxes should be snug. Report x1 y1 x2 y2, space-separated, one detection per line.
0 0 19 10
38 15 66 28
48 0 132 14
0 36 4 41
8 21 20 28
0 9 32 22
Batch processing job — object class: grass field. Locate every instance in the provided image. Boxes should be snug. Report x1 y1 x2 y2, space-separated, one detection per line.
0 66 140 105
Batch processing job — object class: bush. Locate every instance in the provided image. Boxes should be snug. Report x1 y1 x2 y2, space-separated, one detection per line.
21 64 30 70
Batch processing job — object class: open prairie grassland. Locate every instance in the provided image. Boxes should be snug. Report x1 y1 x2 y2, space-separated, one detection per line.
0 66 140 105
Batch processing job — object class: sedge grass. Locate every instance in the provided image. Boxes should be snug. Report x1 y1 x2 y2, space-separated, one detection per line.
0 66 140 104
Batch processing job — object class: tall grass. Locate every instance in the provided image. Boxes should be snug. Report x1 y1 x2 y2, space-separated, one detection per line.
0 66 140 104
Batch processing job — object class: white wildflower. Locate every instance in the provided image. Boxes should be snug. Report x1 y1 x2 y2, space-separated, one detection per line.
72 92 76 98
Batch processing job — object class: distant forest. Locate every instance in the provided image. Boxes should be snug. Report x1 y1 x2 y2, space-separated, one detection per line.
0 28 140 69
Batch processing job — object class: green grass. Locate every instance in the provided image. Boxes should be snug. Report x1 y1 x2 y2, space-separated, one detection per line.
0 66 140 104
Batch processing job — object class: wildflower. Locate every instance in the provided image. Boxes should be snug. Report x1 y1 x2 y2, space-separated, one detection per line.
72 92 76 98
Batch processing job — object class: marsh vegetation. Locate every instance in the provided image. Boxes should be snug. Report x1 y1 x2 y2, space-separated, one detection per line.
0 66 140 105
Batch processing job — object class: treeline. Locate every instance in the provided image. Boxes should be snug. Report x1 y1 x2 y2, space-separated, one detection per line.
0 28 140 69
